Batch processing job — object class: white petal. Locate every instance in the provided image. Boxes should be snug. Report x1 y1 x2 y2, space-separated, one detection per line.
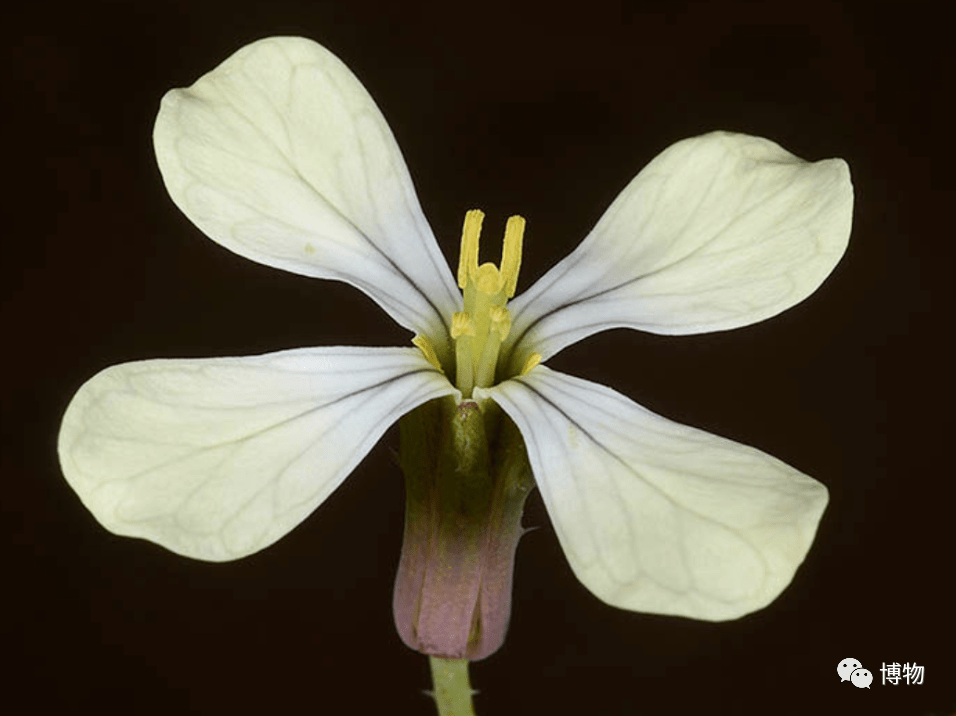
478 366 828 620
504 132 853 369
58 347 456 561
153 37 460 356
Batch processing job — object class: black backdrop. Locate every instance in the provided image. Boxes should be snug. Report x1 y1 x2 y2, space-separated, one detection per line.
5 1 953 714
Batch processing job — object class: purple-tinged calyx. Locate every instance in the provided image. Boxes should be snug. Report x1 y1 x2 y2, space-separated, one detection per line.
393 396 534 660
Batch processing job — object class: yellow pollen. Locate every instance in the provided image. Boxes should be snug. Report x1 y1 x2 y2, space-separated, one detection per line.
457 209 483 288
412 335 443 372
489 306 511 340
519 352 541 376
451 312 475 339
500 215 525 298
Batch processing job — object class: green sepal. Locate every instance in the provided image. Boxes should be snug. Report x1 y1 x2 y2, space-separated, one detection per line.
393 396 534 660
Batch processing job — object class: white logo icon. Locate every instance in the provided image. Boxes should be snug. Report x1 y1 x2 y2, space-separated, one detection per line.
838 658 862 682
838 658 872 689
851 668 873 689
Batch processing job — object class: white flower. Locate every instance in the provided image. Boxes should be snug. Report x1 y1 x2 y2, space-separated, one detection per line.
58 36 852 622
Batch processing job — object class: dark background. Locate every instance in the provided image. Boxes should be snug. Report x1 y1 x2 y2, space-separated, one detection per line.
5 1 953 714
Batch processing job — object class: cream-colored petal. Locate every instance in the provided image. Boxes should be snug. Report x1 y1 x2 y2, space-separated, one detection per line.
154 37 460 359
478 366 828 620
59 347 456 561
504 132 852 371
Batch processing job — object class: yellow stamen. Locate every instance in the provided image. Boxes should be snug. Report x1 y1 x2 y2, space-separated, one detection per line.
451 312 476 339
451 209 529 396
489 306 511 341
519 352 541 376
412 335 443 373
455 337 475 396
500 215 525 298
457 209 484 289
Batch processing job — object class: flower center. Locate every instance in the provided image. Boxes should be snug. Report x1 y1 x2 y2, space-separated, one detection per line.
456 209 548 396
413 209 541 396
452 209 524 396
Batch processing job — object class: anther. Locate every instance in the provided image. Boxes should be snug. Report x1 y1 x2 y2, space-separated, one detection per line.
451 312 476 339
412 335 444 373
489 306 512 340
519 352 541 376
500 215 525 298
457 210 484 289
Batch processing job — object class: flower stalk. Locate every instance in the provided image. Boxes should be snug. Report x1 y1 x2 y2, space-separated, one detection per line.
428 657 476 716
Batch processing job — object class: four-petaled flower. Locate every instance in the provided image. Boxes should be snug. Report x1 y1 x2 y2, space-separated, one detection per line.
59 37 852 641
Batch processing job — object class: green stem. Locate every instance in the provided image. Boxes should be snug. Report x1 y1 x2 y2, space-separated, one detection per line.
428 656 476 716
